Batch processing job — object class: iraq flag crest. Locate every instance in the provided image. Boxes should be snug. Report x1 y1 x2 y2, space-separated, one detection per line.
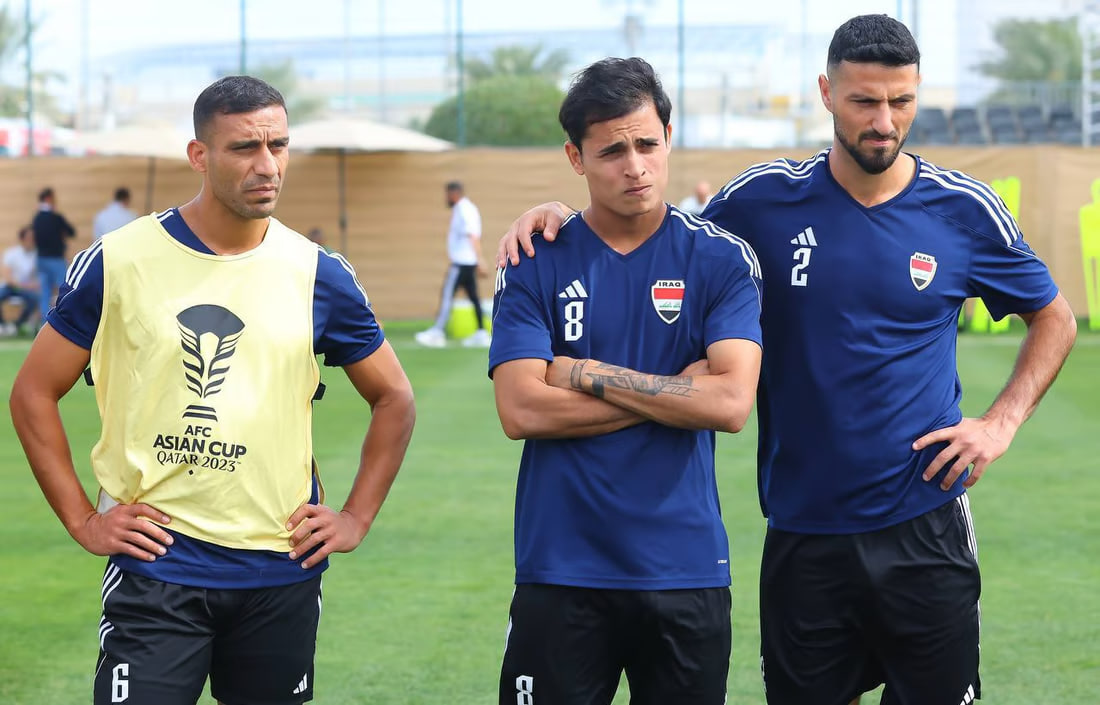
651 279 685 323
909 252 937 291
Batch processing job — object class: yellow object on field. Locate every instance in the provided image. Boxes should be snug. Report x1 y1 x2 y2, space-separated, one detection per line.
1078 179 1100 332
964 177 1022 334
446 299 494 339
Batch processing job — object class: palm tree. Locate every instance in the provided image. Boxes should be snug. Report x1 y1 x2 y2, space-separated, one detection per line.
464 44 570 84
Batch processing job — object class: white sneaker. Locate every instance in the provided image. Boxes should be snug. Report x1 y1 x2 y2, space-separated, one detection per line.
462 329 492 348
414 328 447 348
0 322 16 336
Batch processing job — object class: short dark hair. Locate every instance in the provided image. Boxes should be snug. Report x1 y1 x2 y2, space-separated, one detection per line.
827 15 920 74
445 181 463 192
114 187 130 202
193 75 286 140
558 57 672 151
18 224 32 241
37 187 53 202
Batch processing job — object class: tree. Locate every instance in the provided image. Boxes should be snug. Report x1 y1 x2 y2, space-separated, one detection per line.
464 44 570 84
249 59 326 123
0 6 63 121
424 74 565 146
977 18 1081 84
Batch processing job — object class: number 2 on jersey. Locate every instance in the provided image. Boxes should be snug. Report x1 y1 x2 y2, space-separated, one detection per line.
564 301 585 341
791 247 812 287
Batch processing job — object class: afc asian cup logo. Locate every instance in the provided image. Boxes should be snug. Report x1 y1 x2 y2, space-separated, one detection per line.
176 304 245 422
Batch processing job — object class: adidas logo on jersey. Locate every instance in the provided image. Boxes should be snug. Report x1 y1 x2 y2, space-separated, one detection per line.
790 227 818 247
292 674 309 695
557 279 588 299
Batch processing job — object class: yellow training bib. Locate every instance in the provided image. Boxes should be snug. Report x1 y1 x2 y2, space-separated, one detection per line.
89 214 320 551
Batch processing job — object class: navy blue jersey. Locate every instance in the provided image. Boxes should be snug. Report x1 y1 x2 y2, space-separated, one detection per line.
702 150 1059 533
48 208 384 588
489 205 762 589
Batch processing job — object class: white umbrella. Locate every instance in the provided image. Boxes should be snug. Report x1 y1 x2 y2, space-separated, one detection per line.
69 125 191 211
290 117 452 251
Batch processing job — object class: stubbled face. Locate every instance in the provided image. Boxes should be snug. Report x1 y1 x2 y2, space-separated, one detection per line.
821 61 919 175
191 105 289 219
566 101 671 220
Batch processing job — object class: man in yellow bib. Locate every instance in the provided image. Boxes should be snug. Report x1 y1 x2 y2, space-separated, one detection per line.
9 76 416 705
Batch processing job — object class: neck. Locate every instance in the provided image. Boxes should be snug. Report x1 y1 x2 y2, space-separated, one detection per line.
177 188 269 255
828 145 916 208
582 201 667 254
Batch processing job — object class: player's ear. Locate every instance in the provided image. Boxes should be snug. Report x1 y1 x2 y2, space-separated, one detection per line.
818 73 833 113
565 141 584 176
665 123 672 151
186 139 208 174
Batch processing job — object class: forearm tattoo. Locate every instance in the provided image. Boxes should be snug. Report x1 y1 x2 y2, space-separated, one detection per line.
570 360 696 400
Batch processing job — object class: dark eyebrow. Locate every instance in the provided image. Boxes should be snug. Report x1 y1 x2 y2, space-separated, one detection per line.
228 136 289 149
229 138 262 149
596 141 627 157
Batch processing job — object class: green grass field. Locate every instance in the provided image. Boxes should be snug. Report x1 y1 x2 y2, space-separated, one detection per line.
1 324 1097 704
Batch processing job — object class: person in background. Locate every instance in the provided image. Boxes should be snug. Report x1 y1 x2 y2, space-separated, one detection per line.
307 227 334 254
677 179 712 215
414 181 491 348
0 225 40 335
31 186 75 324
93 187 139 241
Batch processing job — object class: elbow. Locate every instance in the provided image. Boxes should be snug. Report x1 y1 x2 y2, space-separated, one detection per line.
376 383 416 429
9 376 28 427
717 416 747 434
498 407 540 440
499 414 531 441
500 420 526 441
715 401 753 434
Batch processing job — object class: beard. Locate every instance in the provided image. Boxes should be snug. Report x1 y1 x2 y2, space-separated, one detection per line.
835 120 907 175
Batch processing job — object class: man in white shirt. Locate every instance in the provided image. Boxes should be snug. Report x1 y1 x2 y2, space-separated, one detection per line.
415 181 491 347
677 180 712 215
92 187 138 240
0 225 40 335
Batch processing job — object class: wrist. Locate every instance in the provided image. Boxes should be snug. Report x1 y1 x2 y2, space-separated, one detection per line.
339 507 373 541
64 509 97 542
981 411 1020 439
569 359 590 392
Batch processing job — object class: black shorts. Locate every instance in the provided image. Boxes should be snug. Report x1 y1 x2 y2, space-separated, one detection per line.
499 583 731 705
93 564 323 705
760 496 981 705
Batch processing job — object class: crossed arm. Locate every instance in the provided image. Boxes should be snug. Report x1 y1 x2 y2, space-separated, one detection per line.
493 337 761 440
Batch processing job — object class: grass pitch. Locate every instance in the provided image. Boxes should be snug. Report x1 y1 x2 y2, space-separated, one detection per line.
0 324 1096 704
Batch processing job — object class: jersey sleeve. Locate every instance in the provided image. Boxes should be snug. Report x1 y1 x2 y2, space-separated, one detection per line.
966 217 1059 321
700 181 759 243
47 243 105 349
313 249 385 367
487 259 553 378
703 235 763 347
